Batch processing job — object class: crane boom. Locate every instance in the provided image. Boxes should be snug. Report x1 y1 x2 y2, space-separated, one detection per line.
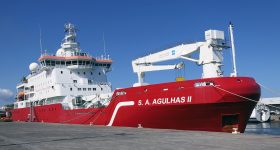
132 29 230 87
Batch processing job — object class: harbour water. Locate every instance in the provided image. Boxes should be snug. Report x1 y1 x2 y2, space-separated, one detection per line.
245 121 280 136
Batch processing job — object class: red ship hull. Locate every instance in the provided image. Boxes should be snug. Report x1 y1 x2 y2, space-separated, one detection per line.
11 77 260 133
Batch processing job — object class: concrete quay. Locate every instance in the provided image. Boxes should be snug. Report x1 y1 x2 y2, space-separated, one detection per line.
0 122 279 150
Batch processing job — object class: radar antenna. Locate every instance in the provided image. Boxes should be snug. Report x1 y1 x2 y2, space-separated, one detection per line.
61 23 80 51
103 32 107 57
39 24 43 56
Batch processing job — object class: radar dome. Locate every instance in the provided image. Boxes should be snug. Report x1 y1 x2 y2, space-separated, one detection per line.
29 62 39 72
56 48 65 56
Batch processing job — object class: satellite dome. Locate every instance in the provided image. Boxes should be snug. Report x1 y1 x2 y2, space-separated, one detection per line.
29 62 39 72
56 48 65 56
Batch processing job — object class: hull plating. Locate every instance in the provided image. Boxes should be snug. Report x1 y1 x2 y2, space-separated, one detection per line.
11 77 261 133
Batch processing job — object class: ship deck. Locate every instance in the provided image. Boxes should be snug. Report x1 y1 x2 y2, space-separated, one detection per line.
0 122 279 150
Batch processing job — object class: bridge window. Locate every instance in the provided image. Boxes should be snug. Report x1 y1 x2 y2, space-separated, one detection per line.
78 60 83 65
66 61 71 66
51 61 55 66
72 61 77 65
46 60 50 66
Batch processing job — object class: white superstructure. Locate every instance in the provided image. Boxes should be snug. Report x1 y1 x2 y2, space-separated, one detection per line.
15 23 113 109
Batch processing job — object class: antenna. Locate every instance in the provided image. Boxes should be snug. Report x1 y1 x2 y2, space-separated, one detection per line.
102 32 107 57
39 24 43 56
229 22 238 77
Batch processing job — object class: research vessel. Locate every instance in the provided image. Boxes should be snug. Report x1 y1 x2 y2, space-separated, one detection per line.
11 23 260 133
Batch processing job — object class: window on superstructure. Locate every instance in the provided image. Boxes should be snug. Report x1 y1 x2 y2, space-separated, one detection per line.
61 61 65 65
56 61 60 65
98 72 101 75
88 80 92 84
51 61 55 66
93 88 96 91
73 80 77 83
61 71 63 74
91 72 93 75
83 88 86 91
72 61 77 65
101 88 103 91
46 60 50 66
86 61 90 65
78 88 81 91
88 88 91 91
70 88 72 91
78 61 82 65
78 72 80 74
66 61 71 66
83 72 86 75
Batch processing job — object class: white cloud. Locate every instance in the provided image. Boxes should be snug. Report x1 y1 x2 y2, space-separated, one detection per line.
0 88 14 101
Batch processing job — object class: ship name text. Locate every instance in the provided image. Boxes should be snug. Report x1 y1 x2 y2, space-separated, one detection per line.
137 96 192 106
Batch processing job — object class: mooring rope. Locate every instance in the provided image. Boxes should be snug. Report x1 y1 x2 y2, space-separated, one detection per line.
257 82 280 97
211 85 280 111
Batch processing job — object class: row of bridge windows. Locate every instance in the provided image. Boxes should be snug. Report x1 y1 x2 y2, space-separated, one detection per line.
40 60 111 68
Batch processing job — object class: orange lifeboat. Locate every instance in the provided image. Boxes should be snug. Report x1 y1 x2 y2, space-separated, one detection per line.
17 92 24 101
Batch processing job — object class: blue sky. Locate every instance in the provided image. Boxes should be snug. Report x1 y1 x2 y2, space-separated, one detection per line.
0 0 280 106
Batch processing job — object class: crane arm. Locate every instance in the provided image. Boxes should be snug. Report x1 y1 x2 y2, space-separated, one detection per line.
132 42 204 68
132 29 229 86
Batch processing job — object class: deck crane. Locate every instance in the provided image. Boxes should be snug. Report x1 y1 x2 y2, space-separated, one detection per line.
132 29 233 87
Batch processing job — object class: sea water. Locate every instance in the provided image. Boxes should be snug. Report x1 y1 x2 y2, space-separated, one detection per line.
245 122 280 136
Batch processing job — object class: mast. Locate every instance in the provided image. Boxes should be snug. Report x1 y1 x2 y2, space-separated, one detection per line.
61 23 80 52
229 22 238 77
